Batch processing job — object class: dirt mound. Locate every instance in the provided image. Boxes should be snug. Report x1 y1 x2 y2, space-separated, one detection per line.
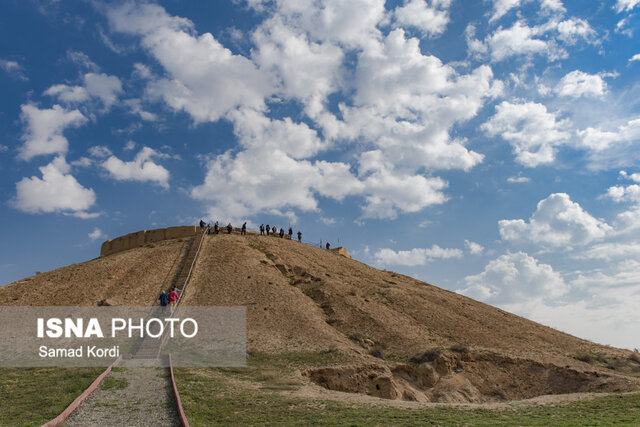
2 230 639 402
304 351 637 403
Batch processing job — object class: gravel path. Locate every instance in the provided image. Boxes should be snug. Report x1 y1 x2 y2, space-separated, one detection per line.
64 359 180 427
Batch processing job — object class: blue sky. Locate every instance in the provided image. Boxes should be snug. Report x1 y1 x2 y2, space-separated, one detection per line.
1 0 640 349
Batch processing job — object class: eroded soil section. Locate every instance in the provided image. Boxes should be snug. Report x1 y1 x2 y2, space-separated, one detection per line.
304 351 638 403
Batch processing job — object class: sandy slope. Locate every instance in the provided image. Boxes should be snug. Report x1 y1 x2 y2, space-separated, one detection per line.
1 231 638 402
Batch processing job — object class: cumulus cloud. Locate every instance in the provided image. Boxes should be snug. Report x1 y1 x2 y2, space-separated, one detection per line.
578 118 640 151
555 70 607 98
13 156 97 217
630 54 640 63
375 244 463 266
0 58 28 81
481 101 570 167
102 147 170 188
465 240 485 254
191 147 363 222
44 73 122 109
108 2 270 123
489 0 564 23
485 21 548 61
392 0 451 37
89 227 106 241
555 18 596 44
458 251 568 304
499 193 612 247
18 104 87 161
105 3 505 220
615 0 640 12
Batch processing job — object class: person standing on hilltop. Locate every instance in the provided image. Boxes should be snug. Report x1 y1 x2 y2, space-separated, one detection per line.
297 231 302 242
326 242 330 250
288 227 293 240
241 222 247 235
227 223 233 234
279 227 284 238
206 223 211 235
199 219 205 231
214 221 219 234
266 224 270 236
260 224 264 235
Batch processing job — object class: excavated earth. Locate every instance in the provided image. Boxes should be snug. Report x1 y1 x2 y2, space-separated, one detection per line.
2 231 639 404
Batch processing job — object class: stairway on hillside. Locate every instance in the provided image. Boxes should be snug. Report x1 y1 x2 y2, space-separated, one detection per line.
132 233 203 360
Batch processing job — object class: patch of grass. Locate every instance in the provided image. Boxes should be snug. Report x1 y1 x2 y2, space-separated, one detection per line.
629 353 640 365
100 376 128 390
410 348 442 365
574 353 594 364
174 366 640 426
369 345 385 359
0 367 103 426
450 344 470 354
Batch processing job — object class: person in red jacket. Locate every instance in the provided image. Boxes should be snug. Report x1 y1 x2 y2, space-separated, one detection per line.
168 288 179 307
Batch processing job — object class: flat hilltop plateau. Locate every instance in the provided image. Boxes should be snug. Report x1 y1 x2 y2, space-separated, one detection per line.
2 231 639 406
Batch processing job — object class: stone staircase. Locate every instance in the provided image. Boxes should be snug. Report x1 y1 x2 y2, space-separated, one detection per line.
131 232 203 360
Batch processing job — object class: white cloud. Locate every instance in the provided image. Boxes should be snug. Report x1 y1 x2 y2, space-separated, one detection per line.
555 18 596 45
191 147 363 222
44 73 122 109
0 145 8 153
555 70 606 98
489 0 564 23
458 251 568 304
84 73 123 109
481 101 570 167
319 216 336 225
499 193 612 247
89 227 106 241
615 0 640 12
102 147 170 188
0 58 28 81
18 104 87 161
250 15 344 115
44 84 89 103
507 175 531 183
124 140 136 151
499 287 640 350
88 145 113 158
630 54 640 63
465 240 485 255
486 21 548 61
375 244 463 266
66 50 99 72
108 2 270 124
578 117 640 153
605 183 640 204
123 98 158 121
70 157 92 168
107 2 503 220
579 242 640 261
13 156 97 216
620 170 640 183
393 0 451 37
228 108 325 159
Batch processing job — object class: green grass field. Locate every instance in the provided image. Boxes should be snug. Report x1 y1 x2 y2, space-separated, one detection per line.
1 356 639 426
174 353 640 426
0 367 103 426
